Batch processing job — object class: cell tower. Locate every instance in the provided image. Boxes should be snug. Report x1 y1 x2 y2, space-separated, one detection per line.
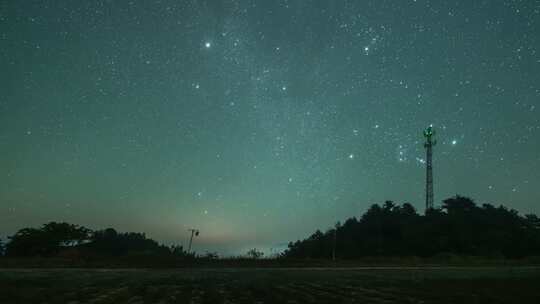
423 125 436 211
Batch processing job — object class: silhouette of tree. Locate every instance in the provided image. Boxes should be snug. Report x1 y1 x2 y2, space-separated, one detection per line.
202 251 219 259
6 228 47 256
170 245 187 256
284 195 540 259
246 248 264 259
42 222 91 246
442 195 477 214
5 224 173 258
400 203 417 217
525 214 540 229
86 228 170 256
6 222 91 257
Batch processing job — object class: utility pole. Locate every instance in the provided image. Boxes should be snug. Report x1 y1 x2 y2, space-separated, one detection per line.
423 125 436 212
187 228 199 255
332 228 337 261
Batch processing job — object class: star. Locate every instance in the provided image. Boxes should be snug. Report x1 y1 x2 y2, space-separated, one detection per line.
204 42 211 48
348 153 355 159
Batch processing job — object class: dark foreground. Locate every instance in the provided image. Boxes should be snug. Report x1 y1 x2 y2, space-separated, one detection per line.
2 267 540 304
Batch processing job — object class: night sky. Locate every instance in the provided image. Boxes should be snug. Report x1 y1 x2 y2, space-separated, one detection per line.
1 1 539 255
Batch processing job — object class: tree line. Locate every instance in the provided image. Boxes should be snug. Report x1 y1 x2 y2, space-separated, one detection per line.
283 195 540 259
0 223 255 260
0 222 190 259
1 195 539 260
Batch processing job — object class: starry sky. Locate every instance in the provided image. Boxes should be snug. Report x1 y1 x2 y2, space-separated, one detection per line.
1 0 539 255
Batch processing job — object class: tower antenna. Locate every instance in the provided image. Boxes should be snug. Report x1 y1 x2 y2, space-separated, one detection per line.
423 125 436 212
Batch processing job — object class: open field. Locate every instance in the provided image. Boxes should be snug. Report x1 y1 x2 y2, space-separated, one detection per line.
2 267 540 303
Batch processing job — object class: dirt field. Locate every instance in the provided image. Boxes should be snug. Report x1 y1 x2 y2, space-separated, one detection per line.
1 267 540 303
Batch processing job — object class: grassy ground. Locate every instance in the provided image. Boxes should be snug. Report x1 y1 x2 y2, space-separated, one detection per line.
1 267 540 303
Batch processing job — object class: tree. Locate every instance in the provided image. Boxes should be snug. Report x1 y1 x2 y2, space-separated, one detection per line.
202 251 219 259
383 200 396 212
442 195 477 214
42 222 91 246
0 239 4 256
246 248 264 259
86 229 170 256
400 203 417 216
6 228 55 257
5 222 92 257
525 214 540 229
170 245 187 256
